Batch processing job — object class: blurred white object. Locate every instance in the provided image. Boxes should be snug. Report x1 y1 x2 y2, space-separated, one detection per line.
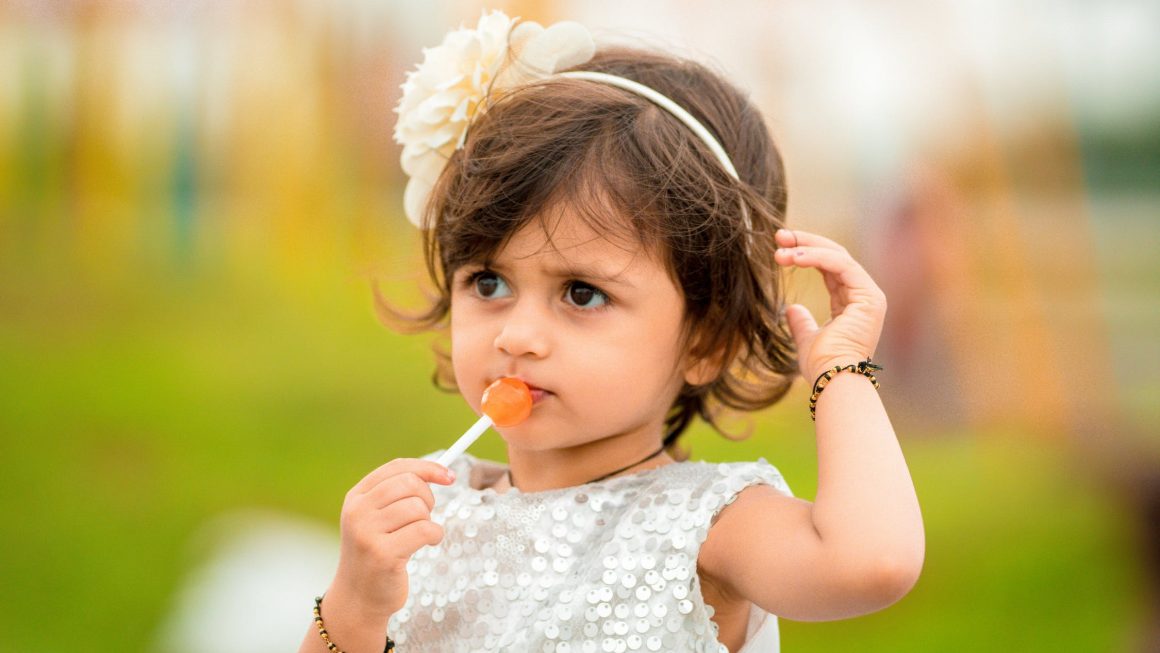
153 509 339 653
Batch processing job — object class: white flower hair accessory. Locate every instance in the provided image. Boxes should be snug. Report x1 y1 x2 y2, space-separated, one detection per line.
393 10 595 227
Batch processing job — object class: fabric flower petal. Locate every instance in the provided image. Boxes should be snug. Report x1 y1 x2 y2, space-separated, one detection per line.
393 9 596 229
518 21 594 74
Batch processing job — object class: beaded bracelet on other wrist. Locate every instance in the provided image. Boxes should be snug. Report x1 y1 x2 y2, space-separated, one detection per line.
808 357 883 421
313 595 396 653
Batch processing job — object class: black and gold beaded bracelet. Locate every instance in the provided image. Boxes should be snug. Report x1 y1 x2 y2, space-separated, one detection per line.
314 596 396 652
809 358 883 421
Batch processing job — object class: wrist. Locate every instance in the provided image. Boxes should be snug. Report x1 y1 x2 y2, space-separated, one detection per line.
807 356 883 421
806 355 872 384
312 589 397 653
324 580 397 626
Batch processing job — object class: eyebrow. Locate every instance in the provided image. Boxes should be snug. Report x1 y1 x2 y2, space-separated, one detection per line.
487 260 637 288
554 263 637 288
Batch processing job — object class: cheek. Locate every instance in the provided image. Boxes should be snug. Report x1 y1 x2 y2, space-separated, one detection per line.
449 312 486 405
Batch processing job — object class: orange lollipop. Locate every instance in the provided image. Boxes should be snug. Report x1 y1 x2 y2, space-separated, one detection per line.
436 378 533 467
482 377 533 427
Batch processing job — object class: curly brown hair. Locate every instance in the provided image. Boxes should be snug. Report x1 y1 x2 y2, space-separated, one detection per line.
387 44 798 456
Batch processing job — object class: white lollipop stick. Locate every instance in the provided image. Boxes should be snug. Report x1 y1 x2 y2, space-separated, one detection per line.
436 414 494 468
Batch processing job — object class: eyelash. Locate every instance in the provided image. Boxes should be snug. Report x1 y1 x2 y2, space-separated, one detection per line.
461 269 613 312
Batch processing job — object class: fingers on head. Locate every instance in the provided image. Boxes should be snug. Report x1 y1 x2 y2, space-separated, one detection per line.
786 304 818 332
777 245 855 270
776 229 849 255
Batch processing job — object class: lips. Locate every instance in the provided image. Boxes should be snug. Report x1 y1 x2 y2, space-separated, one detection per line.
493 376 552 405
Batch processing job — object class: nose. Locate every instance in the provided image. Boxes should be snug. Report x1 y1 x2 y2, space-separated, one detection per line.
493 299 551 359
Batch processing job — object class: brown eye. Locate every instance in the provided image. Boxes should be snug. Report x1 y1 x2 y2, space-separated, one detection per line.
565 282 607 309
472 272 509 299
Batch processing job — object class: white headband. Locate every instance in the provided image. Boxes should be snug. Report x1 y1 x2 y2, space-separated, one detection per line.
394 10 744 229
557 71 740 181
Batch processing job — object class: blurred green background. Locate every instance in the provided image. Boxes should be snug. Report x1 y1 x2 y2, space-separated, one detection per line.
1 1 1157 651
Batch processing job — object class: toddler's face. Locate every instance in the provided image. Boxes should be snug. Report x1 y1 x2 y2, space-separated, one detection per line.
449 209 694 452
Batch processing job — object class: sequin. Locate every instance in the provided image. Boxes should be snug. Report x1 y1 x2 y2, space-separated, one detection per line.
387 453 793 653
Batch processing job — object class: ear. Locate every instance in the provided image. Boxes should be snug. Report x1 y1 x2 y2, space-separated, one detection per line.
682 335 732 387
683 355 721 387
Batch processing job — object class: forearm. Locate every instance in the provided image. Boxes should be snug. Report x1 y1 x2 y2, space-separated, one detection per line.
298 587 394 653
810 372 925 578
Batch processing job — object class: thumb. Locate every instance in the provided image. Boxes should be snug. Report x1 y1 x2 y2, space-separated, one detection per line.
784 303 818 350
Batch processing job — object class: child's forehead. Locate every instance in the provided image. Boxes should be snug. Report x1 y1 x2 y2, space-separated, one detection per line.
491 206 655 268
507 210 630 253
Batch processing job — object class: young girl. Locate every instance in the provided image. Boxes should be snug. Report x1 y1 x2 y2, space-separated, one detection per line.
301 11 923 653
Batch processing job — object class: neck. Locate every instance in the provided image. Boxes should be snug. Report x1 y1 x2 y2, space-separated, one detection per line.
499 439 673 493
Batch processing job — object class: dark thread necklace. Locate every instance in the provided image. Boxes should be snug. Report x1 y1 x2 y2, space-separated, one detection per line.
507 444 668 489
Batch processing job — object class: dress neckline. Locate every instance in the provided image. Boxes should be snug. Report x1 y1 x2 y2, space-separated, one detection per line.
459 453 681 498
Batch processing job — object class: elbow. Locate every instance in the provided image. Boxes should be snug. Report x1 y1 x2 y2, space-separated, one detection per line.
859 543 925 608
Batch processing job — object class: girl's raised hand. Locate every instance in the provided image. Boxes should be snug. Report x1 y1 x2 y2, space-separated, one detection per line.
328 458 455 622
774 228 887 382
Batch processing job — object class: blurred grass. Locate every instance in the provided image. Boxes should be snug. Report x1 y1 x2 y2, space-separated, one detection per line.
0 250 1146 652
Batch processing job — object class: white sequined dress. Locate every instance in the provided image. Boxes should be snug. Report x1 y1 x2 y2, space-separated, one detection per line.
386 451 793 653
